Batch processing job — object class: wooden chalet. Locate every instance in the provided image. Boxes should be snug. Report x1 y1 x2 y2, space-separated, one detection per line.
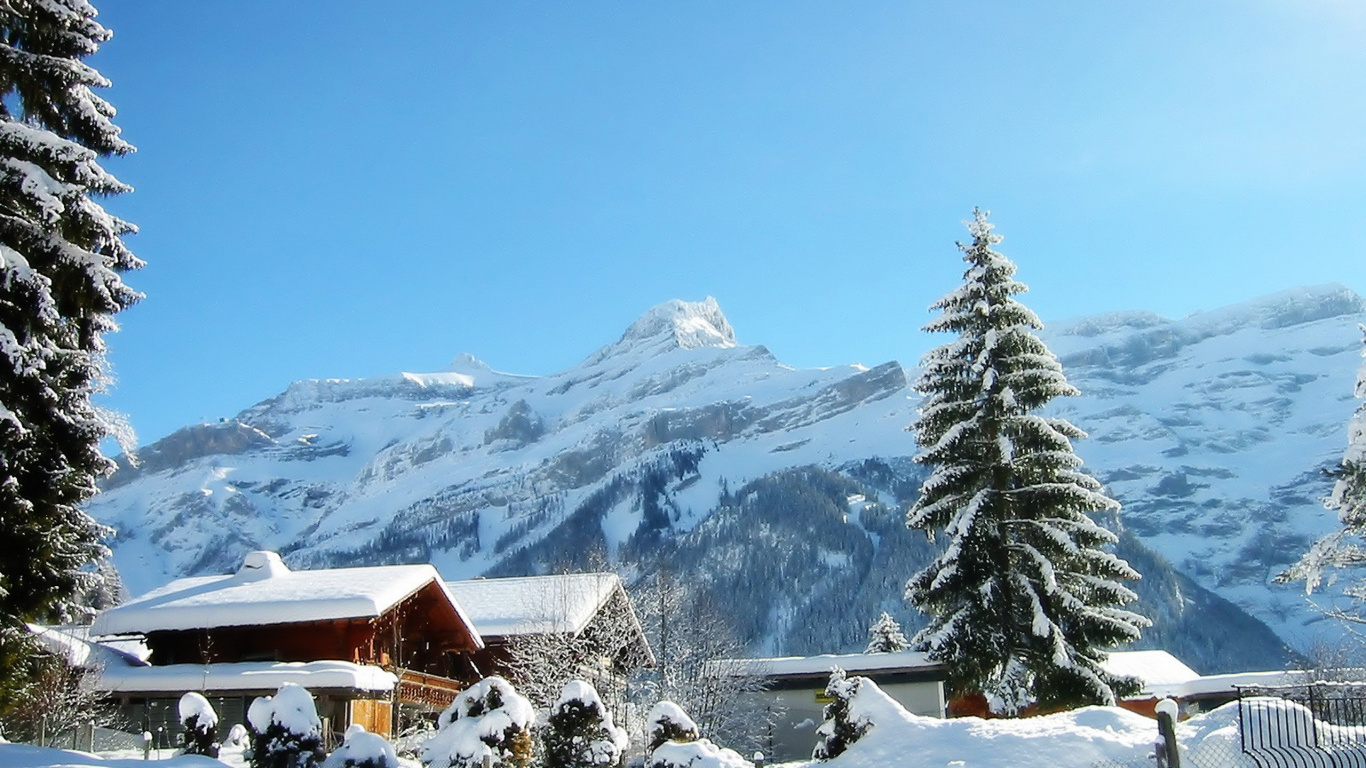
445 573 654 706
90 551 483 741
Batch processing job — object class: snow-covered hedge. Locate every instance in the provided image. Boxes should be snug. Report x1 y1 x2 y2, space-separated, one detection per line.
644 700 751 768
540 681 627 768
421 676 534 768
178 692 219 758
246 683 325 768
321 725 398 768
645 701 700 754
647 738 753 768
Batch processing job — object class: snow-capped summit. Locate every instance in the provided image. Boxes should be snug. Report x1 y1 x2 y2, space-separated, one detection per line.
87 286 1366 668
586 298 737 364
448 353 494 375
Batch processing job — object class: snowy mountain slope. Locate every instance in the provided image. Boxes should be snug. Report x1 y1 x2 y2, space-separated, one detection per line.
96 297 915 594
89 288 1364 663
1042 284 1365 645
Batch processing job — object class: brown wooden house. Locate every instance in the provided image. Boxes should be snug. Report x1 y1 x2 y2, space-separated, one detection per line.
90 551 483 741
444 573 653 716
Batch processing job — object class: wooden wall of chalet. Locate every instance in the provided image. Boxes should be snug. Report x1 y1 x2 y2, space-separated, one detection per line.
350 699 393 738
142 580 481 682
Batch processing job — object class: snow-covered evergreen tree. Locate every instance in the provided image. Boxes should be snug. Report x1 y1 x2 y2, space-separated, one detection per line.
812 669 869 761
1282 328 1366 623
179 692 220 758
421 676 534 768
863 612 907 654
905 208 1147 715
0 0 139 638
540 680 628 768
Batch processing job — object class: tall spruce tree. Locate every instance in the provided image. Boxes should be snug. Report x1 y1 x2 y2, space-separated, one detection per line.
905 209 1146 715
1280 329 1366 622
0 0 137 634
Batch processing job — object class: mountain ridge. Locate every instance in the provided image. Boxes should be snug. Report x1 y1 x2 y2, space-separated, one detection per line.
91 287 1365 669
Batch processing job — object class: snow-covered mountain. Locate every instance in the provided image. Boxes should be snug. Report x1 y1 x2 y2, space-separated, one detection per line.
1043 284 1366 646
91 287 1366 668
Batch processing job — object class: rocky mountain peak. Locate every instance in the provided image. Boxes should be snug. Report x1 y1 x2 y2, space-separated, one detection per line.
585 297 737 364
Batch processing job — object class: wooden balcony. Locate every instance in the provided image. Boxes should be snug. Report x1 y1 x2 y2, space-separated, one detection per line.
395 669 465 710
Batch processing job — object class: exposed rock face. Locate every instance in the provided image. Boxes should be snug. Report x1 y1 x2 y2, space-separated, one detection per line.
93 298 911 598
89 287 1366 663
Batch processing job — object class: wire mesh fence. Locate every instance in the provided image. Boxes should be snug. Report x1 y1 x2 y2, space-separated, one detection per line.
1093 684 1366 768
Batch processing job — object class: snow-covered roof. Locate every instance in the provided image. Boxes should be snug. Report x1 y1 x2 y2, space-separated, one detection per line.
91 551 478 640
1101 650 1315 700
1158 670 1306 699
444 573 621 638
94 660 397 694
1101 650 1201 697
709 650 943 679
27 624 149 670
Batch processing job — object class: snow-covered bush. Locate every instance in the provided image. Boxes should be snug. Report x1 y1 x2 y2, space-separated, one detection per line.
321 724 398 768
227 723 250 749
645 701 700 754
813 669 871 760
178 692 220 758
246 684 325 768
540 681 627 768
647 739 753 768
421 676 534 768
644 701 751 768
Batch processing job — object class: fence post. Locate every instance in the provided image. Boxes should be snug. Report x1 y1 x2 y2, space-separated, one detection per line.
753 751 765 767
1155 698 1181 768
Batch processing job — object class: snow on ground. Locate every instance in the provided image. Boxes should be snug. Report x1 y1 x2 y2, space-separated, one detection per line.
0 694 1351 768
761 679 1346 768
0 744 228 768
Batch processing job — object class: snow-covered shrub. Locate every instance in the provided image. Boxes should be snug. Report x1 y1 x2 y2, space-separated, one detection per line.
645 701 699 754
246 684 325 768
322 724 398 768
178 692 220 757
813 669 871 760
421 676 534 768
647 739 753 768
541 680 628 768
227 723 250 749
645 701 751 768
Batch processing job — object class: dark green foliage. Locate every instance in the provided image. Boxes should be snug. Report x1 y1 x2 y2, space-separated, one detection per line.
645 703 698 755
812 669 869 761
0 0 137 687
181 712 220 758
247 689 324 768
906 209 1147 714
250 721 323 768
541 682 626 768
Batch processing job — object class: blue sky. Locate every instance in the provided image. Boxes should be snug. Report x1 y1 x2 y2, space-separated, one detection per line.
91 1 1366 446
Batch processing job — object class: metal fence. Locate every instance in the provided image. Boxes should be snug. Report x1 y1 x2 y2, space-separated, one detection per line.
1094 686 1366 768
1235 684 1366 768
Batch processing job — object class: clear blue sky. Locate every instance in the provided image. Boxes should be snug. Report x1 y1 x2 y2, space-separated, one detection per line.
91 1 1366 446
